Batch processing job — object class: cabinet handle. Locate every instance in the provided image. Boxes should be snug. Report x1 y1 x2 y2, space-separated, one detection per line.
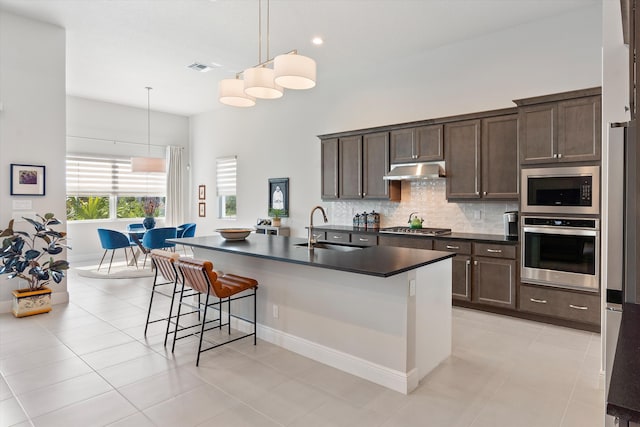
483 191 487 196
553 153 558 159
446 245 460 250
486 249 502 253
474 260 478 265
476 192 480 196
569 304 588 310
363 192 366 197
558 153 563 159
334 192 338 197
530 298 547 304
465 260 471 297
358 238 369 242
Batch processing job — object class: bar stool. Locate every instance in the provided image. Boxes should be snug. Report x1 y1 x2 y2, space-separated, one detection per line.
146 250 199 345
172 257 258 366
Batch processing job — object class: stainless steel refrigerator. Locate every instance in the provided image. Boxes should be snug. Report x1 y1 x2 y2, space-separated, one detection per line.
606 121 639 427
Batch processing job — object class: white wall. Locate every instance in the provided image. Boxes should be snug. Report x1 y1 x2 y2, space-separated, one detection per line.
0 11 67 311
66 96 190 263
190 4 602 237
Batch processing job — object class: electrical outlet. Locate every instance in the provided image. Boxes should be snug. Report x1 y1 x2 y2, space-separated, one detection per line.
272 304 279 318
474 210 481 220
409 279 416 296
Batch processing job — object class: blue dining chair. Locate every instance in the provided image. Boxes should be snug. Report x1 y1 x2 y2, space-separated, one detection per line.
177 223 196 255
97 229 138 273
127 223 145 245
141 227 177 268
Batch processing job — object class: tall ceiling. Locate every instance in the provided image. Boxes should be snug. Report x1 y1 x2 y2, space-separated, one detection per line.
0 0 600 116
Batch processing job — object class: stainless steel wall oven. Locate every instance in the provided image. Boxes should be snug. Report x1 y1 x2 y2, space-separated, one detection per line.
521 216 599 292
521 165 600 215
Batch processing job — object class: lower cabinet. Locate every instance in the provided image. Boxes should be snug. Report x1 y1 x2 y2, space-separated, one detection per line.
451 255 471 301
378 235 433 249
472 256 517 309
519 283 600 325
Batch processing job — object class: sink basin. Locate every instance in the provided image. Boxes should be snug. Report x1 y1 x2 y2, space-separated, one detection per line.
294 242 364 252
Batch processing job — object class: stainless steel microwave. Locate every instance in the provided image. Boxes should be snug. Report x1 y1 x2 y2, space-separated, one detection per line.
521 165 600 215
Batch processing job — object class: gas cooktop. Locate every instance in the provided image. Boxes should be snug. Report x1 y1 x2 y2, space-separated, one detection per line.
379 226 452 236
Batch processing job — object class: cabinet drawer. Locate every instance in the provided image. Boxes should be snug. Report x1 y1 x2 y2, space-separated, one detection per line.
325 231 350 243
473 243 516 259
378 235 433 249
434 239 472 255
351 233 378 246
519 284 600 325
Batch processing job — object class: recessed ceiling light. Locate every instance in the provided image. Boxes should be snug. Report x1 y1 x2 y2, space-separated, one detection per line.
312 37 323 46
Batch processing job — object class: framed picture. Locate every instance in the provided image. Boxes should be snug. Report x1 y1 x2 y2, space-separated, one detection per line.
10 164 45 196
198 202 206 217
198 185 206 200
268 177 289 217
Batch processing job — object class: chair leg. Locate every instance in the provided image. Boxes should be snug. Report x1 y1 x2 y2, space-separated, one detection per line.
253 288 257 345
164 279 180 346
196 288 211 366
143 253 148 269
172 278 187 353
97 250 108 271
108 250 116 274
124 248 129 267
144 267 160 336
130 247 138 269
228 297 232 335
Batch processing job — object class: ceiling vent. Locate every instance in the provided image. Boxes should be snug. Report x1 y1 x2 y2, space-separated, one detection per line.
187 62 214 73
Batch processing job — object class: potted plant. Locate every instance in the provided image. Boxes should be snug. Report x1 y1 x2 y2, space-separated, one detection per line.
0 213 70 317
269 209 285 227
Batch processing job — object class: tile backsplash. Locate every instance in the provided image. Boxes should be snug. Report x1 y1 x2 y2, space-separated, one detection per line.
327 180 518 235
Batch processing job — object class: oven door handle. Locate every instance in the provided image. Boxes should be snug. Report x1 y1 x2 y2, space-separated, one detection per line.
522 226 597 237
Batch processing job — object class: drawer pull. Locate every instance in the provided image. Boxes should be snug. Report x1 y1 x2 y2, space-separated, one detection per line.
358 238 369 242
569 304 588 311
332 235 343 239
486 249 502 253
530 298 547 304
446 245 460 250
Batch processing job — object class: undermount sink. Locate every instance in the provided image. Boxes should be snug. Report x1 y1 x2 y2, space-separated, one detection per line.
294 242 364 252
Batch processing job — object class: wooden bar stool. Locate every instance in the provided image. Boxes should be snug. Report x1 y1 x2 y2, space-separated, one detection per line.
146 249 200 345
172 257 258 366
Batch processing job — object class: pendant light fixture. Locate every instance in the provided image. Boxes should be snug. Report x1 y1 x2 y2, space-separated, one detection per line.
218 0 316 107
131 87 166 173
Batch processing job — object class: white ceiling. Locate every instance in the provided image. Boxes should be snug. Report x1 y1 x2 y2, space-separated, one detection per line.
0 0 599 117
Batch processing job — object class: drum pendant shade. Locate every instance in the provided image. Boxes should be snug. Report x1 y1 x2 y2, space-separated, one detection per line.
243 67 283 99
219 79 256 107
274 54 316 89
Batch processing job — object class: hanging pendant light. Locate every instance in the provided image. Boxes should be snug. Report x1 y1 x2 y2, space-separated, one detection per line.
243 66 283 99
131 87 166 173
219 77 256 107
274 51 316 89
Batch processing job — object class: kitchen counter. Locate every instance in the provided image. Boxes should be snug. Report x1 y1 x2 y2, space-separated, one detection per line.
170 234 454 277
310 225 519 244
171 233 453 394
607 302 640 424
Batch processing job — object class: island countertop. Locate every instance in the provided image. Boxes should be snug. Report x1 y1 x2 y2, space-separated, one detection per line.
170 234 454 278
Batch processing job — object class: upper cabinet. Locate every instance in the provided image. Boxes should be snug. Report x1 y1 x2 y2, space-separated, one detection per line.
321 138 339 199
320 132 400 201
515 88 601 165
445 114 519 200
390 125 444 164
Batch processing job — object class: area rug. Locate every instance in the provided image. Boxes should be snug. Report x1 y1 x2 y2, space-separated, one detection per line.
74 261 155 279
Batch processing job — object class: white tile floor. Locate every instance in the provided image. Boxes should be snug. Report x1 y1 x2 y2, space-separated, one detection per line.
0 268 604 427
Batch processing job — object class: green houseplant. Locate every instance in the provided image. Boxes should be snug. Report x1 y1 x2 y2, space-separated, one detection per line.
269 208 286 227
0 213 70 317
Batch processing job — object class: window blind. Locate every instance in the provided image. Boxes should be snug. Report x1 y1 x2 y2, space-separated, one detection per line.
66 154 166 196
216 156 237 196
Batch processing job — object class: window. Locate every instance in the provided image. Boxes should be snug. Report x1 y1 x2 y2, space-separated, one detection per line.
216 156 237 219
66 154 166 221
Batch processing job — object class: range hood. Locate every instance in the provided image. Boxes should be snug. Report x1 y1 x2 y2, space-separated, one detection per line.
383 162 445 180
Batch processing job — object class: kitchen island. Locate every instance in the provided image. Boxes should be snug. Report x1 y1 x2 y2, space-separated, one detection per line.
170 233 454 394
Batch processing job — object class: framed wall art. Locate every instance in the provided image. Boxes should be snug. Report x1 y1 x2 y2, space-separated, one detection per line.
198 185 206 200
268 177 289 217
198 202 206 217
10 164 46 196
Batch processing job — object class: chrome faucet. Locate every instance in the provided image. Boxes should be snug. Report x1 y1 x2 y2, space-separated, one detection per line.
308 205 328 249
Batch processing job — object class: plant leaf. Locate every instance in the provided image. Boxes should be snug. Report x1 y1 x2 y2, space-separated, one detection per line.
50 260 70 270
44 213 55 220
23 217 45 231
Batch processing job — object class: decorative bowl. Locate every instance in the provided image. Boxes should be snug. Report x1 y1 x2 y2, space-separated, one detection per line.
215 228 252 241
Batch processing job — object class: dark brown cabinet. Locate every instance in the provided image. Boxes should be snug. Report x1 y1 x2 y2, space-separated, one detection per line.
321 138 339 199
481 115 519 199
378 235 433 249
434 240 473 302
472 242 517 309
445 115 519 200
321 133 399 201
519 284 600 325
445 120 481 199
518 93 601 164
390 125 444 164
